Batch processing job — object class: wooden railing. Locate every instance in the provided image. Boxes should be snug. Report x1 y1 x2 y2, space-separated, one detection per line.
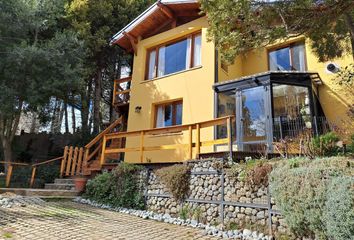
100 115 234 164
113 77 131 106
0 161 29 188
83 116 124 169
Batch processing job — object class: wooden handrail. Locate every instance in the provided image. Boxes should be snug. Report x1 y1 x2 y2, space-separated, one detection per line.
114 76 131 84
0 161 29 166
85 116 123 148
32 156 63 167
101 115 235 164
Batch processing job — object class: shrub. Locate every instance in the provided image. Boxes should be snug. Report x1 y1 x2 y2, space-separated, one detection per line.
270 157 353 239
84 163 145 209
155 164 191 202
84 172 114 204
227 159 272 186
324 177 354 240
310 132 340 157
347 134 354 154
111 163 145 209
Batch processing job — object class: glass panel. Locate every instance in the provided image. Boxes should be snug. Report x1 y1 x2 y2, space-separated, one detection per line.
217 90 236 140
158 39 188 76
156 105 165 128
193 34 202 67
148 50 156 79
269 47 291 71
292 44 306 71
175 103 183 125
272 84 312 140
157 47 165 77
241 86 266 142
164 104 173 127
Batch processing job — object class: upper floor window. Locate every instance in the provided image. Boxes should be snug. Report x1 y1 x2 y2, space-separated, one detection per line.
155 100 183 128
146 32 201 80
268 43 306 71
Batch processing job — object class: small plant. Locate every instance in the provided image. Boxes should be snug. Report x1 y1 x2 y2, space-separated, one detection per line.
84 172 114 204
227 159 272 186
155 164 191 202
179 204 190 220
309 132 340 157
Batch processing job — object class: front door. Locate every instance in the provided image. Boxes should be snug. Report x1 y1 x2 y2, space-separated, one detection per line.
236 86 272 152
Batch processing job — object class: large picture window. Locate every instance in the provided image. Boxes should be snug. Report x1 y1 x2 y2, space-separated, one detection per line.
155 100 183 128
146 32 201 80
268 43 306 71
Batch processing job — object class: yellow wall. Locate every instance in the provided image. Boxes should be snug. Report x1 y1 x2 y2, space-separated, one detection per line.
125 17 216 163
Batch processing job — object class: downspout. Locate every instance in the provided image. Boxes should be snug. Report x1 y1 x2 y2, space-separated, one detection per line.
213 48 219 152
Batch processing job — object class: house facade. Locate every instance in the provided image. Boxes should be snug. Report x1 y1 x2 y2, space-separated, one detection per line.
109 0 353 164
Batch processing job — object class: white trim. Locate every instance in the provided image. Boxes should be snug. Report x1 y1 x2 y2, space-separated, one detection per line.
110 0 199 45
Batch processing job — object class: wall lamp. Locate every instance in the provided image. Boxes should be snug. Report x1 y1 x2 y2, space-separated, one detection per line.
135 106 142 113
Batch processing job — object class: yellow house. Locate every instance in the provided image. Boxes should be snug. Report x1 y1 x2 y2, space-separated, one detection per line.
106 0 353 164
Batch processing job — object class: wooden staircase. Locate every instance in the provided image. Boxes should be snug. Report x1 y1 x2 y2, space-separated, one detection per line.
57 116 126 178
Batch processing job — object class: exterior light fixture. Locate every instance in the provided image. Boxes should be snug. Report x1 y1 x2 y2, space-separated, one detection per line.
135 106 142 113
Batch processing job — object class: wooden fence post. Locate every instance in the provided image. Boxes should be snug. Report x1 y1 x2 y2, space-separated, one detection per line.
71 147 79 176
5 165 13 188
65 146 74 176
83 148 89 174
140 131 145 163
30 166 36 188
100 135 107 166
76 147 84 175
188 125 193 159
60 146 68 178
196 124 200 158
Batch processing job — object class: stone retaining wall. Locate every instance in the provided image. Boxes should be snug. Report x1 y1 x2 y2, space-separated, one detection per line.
145 158 289 234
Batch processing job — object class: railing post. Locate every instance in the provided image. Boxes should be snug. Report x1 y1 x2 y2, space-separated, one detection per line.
60 146 68 178
113 80 117 105
140 131 145 163
30 166 36 188
65 146 74 176
76 147 84 175
227 117 233 159
5 165 13 188
196 124 200 158
278 117 283 139
188 125 193 159
100 135 107 166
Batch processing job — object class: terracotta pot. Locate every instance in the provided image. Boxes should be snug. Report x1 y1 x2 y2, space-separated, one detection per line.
74 177 88 192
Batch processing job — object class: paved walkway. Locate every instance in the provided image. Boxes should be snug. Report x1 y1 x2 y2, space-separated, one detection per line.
0 200 217 240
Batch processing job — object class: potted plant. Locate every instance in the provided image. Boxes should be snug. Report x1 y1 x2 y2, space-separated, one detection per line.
74 174 88 192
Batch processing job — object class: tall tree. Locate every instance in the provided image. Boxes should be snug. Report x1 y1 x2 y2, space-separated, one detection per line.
0 0 84 165
66 0 154 135
200 0 354 63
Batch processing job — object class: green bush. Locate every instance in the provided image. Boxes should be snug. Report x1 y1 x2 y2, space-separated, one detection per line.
84 163 145 209
155 164 191 202
84 172 114 204
324 177 354 240
311 132 340 157
347 134 354 153
270 157 353 239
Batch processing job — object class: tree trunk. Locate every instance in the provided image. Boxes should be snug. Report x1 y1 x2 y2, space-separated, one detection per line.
2 139 12 171
93 69 102 134
72 105 76 134
80 79 92 137
64 102 69 133
50 98 59 133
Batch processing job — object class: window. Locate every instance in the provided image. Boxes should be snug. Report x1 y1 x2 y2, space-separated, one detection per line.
155 100 183 128
268 43 306 71
146 32 201 80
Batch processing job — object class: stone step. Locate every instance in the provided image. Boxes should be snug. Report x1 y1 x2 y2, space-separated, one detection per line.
45 183 75 191
0 188 80 198
54 178 75 185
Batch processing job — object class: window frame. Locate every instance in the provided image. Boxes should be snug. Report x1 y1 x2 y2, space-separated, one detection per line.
267 41 307 71
153 100 183 128
145 31 202 80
